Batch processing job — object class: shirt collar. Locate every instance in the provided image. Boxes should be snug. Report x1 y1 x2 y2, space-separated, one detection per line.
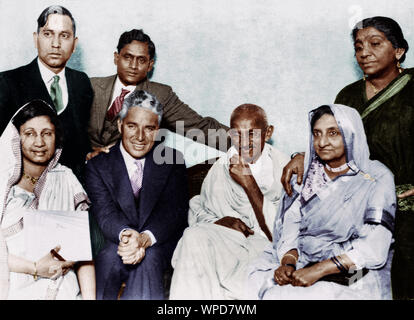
37 58 65 84
114 76 137 94
119 141 145 169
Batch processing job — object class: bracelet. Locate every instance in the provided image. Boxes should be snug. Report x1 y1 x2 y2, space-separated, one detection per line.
33 262 38 281
331 256 347 274
336 255 348 268
281 253 298 265
283 263 296 270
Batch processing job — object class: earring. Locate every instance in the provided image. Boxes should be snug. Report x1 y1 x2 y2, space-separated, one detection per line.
397 61 402 73
363 74 367 81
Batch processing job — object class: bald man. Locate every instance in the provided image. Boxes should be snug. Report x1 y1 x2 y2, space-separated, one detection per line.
169 104 289 300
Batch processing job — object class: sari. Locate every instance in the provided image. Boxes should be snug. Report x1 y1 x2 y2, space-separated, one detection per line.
248 104 396 300
0 108 90 300
335 69 414 299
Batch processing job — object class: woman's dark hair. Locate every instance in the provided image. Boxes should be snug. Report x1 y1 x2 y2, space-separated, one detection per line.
352 16 409 63
310 105 334 130
12 99 64 148
117 29 155 60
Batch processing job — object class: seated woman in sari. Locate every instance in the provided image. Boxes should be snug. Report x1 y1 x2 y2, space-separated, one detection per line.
0 100 95 300
281 16 413 299
248 104 396 300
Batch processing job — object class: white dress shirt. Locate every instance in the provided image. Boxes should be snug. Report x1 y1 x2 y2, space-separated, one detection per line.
37 58 68 114
119 142 156 246
108 77 136 110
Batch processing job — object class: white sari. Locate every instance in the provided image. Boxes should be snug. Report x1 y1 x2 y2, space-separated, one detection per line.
0 111 89 300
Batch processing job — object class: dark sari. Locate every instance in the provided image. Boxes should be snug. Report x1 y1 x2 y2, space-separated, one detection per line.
335 68 414 300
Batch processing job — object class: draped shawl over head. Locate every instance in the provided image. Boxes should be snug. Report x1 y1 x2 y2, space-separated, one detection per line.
0 105 89 299
274 104 396 266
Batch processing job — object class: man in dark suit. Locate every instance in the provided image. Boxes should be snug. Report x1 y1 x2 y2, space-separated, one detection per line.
84 90 189 299
87 29 230 160
0 5 93 179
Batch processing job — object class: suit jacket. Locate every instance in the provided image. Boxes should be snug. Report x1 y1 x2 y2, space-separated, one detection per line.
84 141 189 249
88 75 230 151
0 58 93 178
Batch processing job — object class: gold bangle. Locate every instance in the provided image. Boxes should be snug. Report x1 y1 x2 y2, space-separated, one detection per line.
281 253 298 265
33 262 38 281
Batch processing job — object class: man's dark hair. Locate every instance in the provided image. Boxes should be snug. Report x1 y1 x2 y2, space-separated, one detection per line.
37 5 76 36
310 105 334 130
352 16 409 63
12 99 64 148
117 29 156 60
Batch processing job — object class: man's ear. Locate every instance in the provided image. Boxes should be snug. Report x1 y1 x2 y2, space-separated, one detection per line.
72 37 78 53
114 52 119 66
148 59 154 73
264 125 274 142
33 32 38 50
117 119 122 134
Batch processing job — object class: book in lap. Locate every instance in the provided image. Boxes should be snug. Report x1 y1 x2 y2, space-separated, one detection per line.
23 210 92 262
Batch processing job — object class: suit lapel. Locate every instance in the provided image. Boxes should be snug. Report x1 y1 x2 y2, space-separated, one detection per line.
138 143 172 229
24 59 54 106
65 68 76 108
134 78 149 92
106 142 140 226
95 75 117 135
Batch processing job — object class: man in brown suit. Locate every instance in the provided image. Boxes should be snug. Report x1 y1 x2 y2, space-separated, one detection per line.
87 29 229 159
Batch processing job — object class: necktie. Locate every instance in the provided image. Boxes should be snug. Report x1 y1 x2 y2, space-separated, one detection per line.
107 88 130 121
50 75 64 113
130 160 143 198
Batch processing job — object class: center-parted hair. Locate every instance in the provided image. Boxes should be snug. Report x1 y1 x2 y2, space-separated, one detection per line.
117 29 156 60
37 5 76 36
119 90 163 124
12 99 64 148
310 105 334 130
352 16 409 63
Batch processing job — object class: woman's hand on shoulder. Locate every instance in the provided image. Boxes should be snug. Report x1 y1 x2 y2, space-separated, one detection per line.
281 153 305 197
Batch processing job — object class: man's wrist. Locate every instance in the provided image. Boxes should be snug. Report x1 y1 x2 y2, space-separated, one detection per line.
142 230 156 247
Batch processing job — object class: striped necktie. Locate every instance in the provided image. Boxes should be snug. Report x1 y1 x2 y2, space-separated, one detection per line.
107 88 130 121
50 75 64 113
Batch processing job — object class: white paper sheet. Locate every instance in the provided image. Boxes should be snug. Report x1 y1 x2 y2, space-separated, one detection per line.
23 210 92 261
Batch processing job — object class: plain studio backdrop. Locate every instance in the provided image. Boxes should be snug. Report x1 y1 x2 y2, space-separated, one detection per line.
1 0 413 166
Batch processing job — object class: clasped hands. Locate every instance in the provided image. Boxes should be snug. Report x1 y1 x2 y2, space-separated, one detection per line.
274 263 323 287
117 229 152 265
